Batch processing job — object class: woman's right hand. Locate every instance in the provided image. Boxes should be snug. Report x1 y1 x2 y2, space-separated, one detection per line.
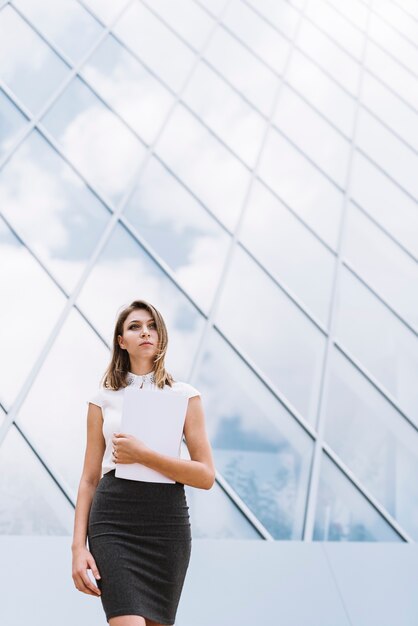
72 546 102 597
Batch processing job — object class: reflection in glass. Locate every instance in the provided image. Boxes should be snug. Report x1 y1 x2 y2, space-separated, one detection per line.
0 424 73 534
356 108 418 200
76 221 206 378
13 0 103 64
17 308 110 495
41 77 147 205
182 61 266 167
259 127 343 249
314 453 402 541
193 329 313 538
214 246 326 421
142 0 214 50
305 0 364 59
182 443 260 538
79 0 130 25
204 27 278 116
245 0 300 39
0 217 66 407
0 130 110 293
365 41 417 111
156 103 250 231
335 268 418 424
350 151 418 258
0 89 28 160
324 348 418 540
286 49 356 137
273 86 350 188
222 0 290 74
345 204 418 331
369 11 418 76
0 5 69 114
296 19 360 96
81 34 174 146
113 2 196 92
123 155 230 312
240 180 336 326
361 72 418 153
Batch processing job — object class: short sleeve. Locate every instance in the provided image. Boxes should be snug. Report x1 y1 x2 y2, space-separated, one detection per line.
183 382 201 399
86 387 104 408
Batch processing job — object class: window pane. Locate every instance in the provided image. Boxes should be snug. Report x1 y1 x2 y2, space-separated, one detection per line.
0 129 110 293
76 221 206 378
40 76 147 205
81 34 174 145
113 2 196 92
350 151 418 258
335 267 418 425
306 0 365 59
0 88 28 160
326 0 368 30
0 424 74 534
142 0 215 50
245 0 300 39
324 348 418 540
155 103 250 231
296 19 360 96
182 61 266 167
182 442 261 538
222 0 291 74
361 73 418 153
286 49 356 137
193 328 314 539
356 109 418 200
259 127 343 250
203 27 278 117
369 11 418 75
80 0 130 25
373 0 418 42
365 41 418 111
240 179 336 326
16 308 110 494
214 246 326 421
314 453 402 541
0 217 67 407
13 0 103 64
273 86 350 188
345 204 418 331
123 155 231 313
0 5 70 114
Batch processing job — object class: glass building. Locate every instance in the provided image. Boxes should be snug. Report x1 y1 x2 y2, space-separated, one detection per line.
0 0 417 545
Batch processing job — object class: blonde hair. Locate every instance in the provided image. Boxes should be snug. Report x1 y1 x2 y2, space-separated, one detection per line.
100 299 175 391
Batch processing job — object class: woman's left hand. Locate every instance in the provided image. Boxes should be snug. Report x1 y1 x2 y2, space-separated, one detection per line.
111 433 149 464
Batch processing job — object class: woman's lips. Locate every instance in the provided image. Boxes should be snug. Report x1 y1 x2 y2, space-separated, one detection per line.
140 342 152 345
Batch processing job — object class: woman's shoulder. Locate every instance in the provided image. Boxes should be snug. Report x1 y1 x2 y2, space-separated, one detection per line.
166 380 201 399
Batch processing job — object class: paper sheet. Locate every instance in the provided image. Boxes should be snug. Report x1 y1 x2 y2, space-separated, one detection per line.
114 387 189 483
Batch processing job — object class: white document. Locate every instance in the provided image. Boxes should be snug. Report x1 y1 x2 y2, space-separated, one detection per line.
114 387 189 483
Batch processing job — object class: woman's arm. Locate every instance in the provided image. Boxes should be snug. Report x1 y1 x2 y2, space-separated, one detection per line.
72 403 105 549
137 395 216 489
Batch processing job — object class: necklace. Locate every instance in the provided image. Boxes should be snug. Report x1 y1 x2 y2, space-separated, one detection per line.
127 370 156 389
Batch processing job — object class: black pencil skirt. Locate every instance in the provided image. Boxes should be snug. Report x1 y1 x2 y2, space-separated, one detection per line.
87 469 192 625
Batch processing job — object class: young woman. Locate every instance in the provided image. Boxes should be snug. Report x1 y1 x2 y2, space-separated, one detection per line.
71 299 216 626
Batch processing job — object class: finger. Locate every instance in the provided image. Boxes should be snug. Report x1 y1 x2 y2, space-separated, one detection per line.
87 559 101 581
74 575 99 596
80 571 102 595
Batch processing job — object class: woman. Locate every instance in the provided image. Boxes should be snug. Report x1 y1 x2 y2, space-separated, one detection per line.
71 299 216 626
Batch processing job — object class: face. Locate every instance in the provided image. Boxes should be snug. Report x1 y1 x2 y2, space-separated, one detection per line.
118 309 159 362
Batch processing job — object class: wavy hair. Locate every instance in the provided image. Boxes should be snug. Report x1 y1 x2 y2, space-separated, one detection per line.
100 300 175 391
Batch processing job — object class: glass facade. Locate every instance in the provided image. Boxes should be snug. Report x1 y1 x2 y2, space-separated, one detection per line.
0 0 417 542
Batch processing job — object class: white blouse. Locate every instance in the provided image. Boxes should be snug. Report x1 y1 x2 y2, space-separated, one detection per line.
86 371 200 477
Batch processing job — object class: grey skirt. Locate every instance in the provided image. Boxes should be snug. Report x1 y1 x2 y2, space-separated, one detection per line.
87 469 192 625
